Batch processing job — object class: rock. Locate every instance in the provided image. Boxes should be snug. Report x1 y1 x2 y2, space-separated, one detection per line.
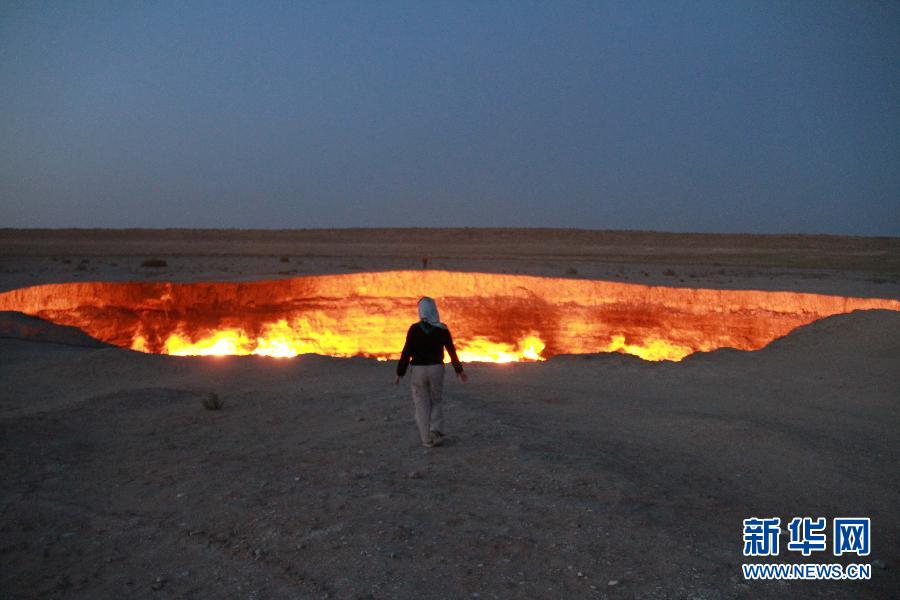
406 471 422 479
608 579 620 586
151 577 167 591
873 559 887 569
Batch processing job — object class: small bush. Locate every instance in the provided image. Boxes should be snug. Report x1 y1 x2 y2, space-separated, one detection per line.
141 259 168 268
202 392 223 411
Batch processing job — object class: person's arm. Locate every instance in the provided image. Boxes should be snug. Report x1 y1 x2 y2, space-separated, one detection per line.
444 328 466 378
396 326 414 379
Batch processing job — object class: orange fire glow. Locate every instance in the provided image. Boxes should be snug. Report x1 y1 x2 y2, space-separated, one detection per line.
0 270 897 362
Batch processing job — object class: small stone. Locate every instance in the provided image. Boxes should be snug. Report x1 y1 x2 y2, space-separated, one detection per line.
608 579 619 586
151 577 167 591
356 416 365 422
577 571 584 577
406 471 421 479
873 559 887 569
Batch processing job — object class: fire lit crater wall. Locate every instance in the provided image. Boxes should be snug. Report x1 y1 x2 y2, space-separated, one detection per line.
0 270 897 362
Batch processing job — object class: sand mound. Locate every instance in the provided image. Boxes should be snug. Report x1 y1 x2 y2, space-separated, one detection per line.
0 311 111 348
679 308 900 366
760 308 900 355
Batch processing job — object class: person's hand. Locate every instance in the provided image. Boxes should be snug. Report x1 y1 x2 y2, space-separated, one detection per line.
394 376 401 385
458 371 469 383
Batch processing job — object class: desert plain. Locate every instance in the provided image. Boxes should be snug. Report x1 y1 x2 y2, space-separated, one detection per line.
0 229 898 599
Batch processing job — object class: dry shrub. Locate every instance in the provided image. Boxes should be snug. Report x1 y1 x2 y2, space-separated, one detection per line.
202 392 223 411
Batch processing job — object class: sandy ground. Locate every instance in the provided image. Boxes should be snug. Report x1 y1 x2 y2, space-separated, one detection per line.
0 229 898 599
1 229 898 296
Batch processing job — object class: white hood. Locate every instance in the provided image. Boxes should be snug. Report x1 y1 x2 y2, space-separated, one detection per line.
417 296 447 329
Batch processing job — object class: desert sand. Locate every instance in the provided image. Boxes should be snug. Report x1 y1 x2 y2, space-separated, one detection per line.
0 229 898 599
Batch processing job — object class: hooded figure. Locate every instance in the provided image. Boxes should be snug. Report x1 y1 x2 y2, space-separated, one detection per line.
395 296 468 448
417 296 447 332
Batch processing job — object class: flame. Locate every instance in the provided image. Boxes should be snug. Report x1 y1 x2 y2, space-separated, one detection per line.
0 270 897 362
455 334 546 363
603 335 694 362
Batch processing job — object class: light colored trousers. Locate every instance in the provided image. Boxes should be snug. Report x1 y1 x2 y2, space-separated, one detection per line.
409 364 445 443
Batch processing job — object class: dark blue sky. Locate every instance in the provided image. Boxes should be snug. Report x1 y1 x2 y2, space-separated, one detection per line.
1 1 898 234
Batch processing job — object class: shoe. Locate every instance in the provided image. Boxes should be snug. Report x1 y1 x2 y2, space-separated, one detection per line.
428 431 444 446
422 440 436 448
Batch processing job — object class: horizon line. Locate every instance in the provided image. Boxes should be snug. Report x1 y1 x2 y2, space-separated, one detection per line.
1 227 897 240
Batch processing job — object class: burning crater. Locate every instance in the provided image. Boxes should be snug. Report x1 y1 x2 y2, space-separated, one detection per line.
0 271 897 362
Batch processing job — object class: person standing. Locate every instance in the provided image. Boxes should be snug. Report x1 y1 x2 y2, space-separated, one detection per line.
395 297 468 447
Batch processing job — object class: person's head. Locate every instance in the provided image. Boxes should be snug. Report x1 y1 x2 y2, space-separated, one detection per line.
417 296 446 328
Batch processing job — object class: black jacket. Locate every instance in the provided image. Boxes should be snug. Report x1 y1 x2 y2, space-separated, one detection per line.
396 322 464 377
